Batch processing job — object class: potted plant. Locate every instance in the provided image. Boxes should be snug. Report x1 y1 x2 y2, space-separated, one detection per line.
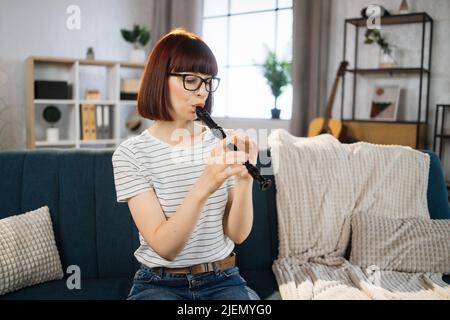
261 50 291 119
43 105 61 142
364 29 397 68
121 24 151 63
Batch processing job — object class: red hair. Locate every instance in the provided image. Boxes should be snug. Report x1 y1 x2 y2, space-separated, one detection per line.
137 29 218 120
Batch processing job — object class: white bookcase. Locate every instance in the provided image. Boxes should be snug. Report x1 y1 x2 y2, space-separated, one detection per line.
26 56 151 149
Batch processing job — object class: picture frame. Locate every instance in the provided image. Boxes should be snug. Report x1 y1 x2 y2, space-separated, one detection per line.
369 85 400 121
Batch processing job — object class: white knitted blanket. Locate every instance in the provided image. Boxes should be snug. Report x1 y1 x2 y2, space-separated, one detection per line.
269 130 450 300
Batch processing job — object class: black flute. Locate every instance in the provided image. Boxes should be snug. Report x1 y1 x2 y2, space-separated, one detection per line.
196 107 272 191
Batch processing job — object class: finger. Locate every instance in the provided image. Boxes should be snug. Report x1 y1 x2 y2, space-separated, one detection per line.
233 134 256 155
220 134 236 149
225 129 235 136
208 151 247 165
210 136 233 158
223 165 244 177
223 151 248 165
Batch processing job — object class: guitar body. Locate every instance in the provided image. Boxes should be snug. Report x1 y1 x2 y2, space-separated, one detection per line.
308 117 343 139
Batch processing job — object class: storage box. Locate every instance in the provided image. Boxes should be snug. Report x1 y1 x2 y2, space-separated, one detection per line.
120 78 141 93
34 80 71 99
120 92 138 101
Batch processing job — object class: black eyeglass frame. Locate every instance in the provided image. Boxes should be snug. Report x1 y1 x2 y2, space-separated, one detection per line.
169 73 221 93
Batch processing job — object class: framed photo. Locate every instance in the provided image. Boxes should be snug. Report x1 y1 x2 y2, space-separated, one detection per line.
369 85 400 121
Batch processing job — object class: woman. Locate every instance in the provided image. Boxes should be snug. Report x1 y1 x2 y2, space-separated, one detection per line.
112 29 260 300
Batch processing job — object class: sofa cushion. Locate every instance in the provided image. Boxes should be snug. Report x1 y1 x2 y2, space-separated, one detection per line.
350 214 450 273
0 277 133 300
0 206 64 295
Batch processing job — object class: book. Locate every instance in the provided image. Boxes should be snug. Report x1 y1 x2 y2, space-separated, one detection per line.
80 104 91 140
80 89 100 140
103 105 111 139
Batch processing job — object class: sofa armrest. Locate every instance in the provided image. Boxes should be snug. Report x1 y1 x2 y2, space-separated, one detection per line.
422 150 450 219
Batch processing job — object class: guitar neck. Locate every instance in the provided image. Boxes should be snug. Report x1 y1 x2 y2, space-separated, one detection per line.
322 76 340 127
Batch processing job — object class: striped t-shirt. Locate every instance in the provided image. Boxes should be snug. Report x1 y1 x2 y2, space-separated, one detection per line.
111 126 235 268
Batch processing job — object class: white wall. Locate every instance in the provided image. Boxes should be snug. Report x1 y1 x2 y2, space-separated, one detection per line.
0 0 152 149
328 0 450 179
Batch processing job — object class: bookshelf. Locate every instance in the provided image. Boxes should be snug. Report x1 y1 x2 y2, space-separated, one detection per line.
341 12 433 149
26 56 150 149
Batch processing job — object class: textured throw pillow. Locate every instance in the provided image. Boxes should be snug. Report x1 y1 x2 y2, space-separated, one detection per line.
350 214 450 273
0 206 64 295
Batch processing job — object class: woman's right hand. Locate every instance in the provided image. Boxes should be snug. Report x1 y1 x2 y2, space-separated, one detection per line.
194 134 248 200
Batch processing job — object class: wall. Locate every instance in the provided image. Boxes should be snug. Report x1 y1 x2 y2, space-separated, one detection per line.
328 0 450 179
0 0 152 149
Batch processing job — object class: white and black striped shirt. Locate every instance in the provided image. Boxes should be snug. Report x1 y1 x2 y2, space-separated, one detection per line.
112 127 235 268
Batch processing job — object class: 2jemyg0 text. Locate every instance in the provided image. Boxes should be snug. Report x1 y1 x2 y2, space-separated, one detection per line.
177 304 272 317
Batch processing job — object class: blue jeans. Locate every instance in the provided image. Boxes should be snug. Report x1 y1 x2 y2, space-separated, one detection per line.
127 264 260 300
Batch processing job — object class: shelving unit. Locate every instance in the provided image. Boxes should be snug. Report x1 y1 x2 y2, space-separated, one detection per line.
341 12 433 149
433 105 450 158
26 56 149 149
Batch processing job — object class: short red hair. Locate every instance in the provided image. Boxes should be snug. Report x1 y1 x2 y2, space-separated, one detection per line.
137 29 218 121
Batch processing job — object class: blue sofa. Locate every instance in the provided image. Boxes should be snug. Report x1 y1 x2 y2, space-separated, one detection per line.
0 149 449 300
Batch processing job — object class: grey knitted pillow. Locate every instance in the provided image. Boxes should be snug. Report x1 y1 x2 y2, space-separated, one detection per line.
350 214 450 273
0 206 64 295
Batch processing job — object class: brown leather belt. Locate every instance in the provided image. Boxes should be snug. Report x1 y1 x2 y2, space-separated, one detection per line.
155 252 236 275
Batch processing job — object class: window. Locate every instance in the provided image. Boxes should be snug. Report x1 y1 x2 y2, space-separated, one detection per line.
202 0 293 119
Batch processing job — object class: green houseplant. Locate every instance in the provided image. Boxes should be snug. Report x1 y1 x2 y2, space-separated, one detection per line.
364 29 397 68
261 50 291 119
121 24 151 63
43 105 61 142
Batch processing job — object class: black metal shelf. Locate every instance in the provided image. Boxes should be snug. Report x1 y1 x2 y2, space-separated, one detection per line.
343 119 426 125
434 105 450 163
346 12 432 27
346 68 429 75
341 12 433 149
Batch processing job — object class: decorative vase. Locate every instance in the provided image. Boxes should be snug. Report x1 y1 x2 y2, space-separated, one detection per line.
271 107 281 119
379 47 398 68
398 0 410 14
130 49 145 63
46 128 59 142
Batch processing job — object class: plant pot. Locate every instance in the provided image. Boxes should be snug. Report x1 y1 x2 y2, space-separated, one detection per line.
271 108 281 119
379 47 398 68
46 128 59 142
130 49 146 63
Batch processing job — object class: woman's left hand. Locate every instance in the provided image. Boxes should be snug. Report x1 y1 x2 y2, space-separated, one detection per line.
226 130 259 181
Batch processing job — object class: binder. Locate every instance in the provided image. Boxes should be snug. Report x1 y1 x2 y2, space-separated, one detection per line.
81 89 100 140
96 105 103 139
80 104 91 140
89 105 96 140
103 105 111 139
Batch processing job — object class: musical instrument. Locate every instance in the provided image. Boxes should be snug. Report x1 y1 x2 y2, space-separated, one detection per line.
308 61 348 140
195 107 272 191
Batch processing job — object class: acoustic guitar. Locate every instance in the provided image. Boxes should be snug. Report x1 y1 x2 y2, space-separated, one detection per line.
308 61 348 140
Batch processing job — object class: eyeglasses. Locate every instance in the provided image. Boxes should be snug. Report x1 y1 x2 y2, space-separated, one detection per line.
169 73 220 93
